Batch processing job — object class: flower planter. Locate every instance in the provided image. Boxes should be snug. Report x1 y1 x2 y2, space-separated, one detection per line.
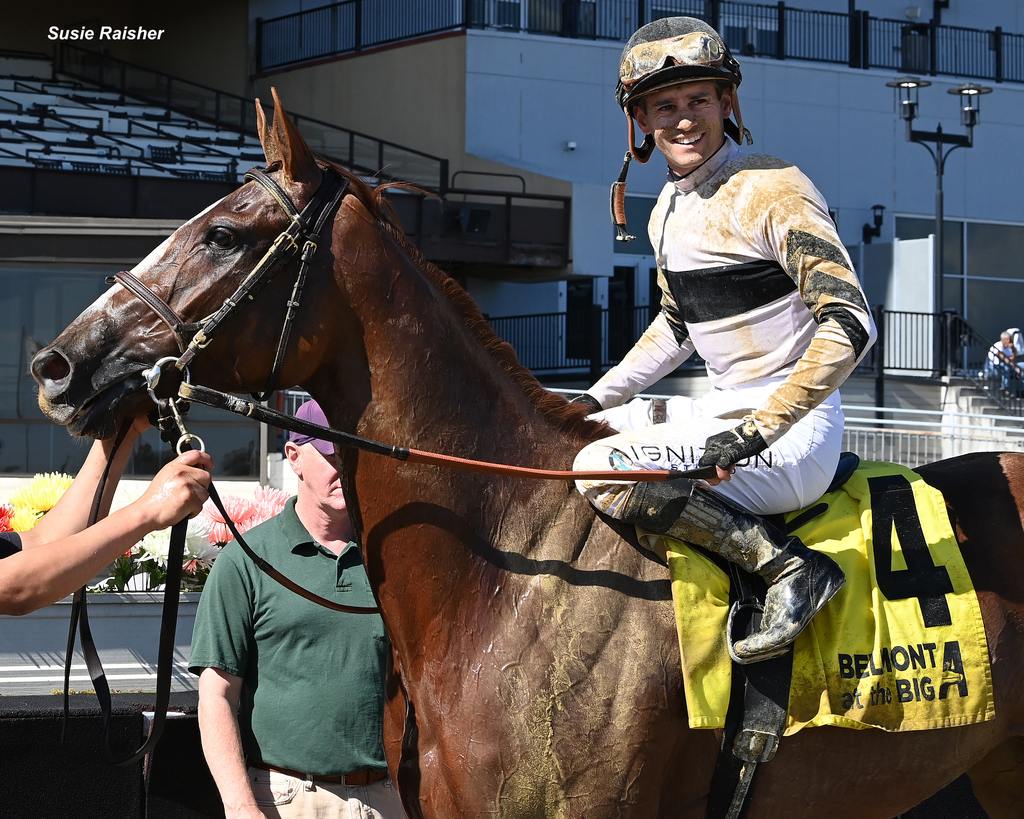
0 591 201 696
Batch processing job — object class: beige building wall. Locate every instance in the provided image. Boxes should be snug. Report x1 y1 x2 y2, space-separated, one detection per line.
255 34 569 198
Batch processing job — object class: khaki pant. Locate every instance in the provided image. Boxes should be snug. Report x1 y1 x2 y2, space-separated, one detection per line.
248 766 406 818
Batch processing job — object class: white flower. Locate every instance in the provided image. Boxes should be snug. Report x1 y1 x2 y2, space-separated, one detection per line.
135 518 222 572
139 528 171 566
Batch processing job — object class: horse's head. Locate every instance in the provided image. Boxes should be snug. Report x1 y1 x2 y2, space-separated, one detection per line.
31 91 344 438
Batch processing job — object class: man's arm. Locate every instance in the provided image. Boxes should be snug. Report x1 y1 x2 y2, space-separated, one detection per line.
584 304 695 411
699 187 876 470
0 451 211 615
753 191 876 443
23 417 149 548
198 667 264 819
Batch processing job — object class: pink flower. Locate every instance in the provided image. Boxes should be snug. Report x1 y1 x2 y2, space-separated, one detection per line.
0 504 13 533
250 485 290 526
200 495 257 544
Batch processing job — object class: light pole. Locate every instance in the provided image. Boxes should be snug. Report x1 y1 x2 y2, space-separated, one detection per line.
885 77 992 317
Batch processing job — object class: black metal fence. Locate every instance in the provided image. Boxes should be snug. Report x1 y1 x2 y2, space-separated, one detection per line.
257 0 1024 85
487 304 1015 392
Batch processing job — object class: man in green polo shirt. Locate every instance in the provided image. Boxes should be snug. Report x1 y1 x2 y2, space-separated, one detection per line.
190 400 403 819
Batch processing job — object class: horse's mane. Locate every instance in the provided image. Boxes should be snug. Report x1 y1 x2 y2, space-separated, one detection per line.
323 161 609 442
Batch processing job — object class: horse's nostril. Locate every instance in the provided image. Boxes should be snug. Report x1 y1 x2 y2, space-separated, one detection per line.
32 348 73 390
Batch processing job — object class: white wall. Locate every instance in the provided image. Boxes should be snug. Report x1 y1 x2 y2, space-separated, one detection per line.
888 236 933 311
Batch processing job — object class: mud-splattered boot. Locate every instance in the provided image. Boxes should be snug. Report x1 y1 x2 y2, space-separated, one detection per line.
618 478 844 664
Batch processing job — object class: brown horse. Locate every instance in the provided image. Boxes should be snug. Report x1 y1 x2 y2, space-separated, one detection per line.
30 93 1024 818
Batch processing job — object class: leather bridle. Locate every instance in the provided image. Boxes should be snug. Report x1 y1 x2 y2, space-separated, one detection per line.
109 165 349 398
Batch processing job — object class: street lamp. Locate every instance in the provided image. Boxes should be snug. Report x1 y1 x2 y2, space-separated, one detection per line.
885 77 992 316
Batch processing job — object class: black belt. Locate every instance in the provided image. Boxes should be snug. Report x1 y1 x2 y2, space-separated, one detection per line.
251 761 388 787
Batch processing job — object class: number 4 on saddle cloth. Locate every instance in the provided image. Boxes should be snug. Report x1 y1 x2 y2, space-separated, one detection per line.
646 456 995 738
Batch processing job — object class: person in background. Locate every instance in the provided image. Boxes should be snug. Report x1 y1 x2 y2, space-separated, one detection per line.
191 399 403 819
987 331 1018 393
0 417 212 615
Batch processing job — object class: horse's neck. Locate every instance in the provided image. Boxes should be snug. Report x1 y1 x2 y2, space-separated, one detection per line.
318 236 597 654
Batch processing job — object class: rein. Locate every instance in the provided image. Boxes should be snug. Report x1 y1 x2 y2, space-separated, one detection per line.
178 382 716 483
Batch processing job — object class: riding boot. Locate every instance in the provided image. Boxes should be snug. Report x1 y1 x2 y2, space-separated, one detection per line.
619 478 844 664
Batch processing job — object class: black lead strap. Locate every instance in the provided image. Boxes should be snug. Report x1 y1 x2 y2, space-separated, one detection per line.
61 424 188 767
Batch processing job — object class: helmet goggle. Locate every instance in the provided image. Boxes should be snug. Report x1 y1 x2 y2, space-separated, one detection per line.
618 31 726 90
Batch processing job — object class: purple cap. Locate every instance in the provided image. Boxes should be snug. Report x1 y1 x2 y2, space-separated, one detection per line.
288 400 334 456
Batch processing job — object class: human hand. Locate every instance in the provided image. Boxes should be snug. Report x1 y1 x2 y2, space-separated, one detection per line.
569 393 603 415
132 450 213 530
697 418 768 476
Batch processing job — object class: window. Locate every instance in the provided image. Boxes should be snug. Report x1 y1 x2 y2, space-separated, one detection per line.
721 13 778 57
967 223 1024 280
895 217 962 275
893 218 1024 343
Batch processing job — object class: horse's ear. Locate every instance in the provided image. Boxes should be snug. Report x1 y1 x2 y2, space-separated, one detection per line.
270 87 319 186
254 97 281 165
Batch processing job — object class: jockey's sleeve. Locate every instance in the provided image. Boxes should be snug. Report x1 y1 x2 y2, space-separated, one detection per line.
586 308 695 409
752 191 877 443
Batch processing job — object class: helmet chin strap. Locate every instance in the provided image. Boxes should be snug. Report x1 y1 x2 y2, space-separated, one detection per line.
627 114 657 163
727 87 754 145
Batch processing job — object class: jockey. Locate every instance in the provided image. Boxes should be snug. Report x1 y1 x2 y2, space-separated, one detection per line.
572 17 876 664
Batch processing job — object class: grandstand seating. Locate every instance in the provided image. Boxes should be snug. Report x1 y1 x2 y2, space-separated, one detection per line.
0 59 262 181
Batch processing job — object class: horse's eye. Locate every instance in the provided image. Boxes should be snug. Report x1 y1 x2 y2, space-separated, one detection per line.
206 227 236 250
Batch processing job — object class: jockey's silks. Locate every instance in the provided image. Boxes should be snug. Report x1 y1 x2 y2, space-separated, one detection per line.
587 139 876 445
655 461 994 734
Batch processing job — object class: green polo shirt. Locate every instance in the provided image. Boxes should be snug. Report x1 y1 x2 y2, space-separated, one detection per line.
189 498 388 776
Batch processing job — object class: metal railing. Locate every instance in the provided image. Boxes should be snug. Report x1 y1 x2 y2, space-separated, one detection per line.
489 306 1024 417
842 404 1024 468
258 0 464 69
944 314 1024 416
257 0 1024 85
54 43 450 191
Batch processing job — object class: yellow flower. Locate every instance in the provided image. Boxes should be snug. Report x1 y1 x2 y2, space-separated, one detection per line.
9 472 73 515
12 506 43 532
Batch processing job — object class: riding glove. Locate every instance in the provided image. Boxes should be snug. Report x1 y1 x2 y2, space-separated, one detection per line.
569 393 603 415
698 417 768 469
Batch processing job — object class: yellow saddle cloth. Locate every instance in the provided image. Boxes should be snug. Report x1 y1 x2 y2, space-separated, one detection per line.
653 461 994 735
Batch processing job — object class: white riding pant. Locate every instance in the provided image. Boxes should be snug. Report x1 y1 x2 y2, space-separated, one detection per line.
573 378 844 518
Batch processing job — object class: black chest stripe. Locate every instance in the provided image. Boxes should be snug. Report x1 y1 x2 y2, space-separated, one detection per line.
661 260 796 324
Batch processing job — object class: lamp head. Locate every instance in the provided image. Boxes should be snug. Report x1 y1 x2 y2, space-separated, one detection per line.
949 83 992 129
887 77 930 122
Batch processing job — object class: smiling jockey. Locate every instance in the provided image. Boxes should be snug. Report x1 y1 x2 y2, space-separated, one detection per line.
572 17 876 664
